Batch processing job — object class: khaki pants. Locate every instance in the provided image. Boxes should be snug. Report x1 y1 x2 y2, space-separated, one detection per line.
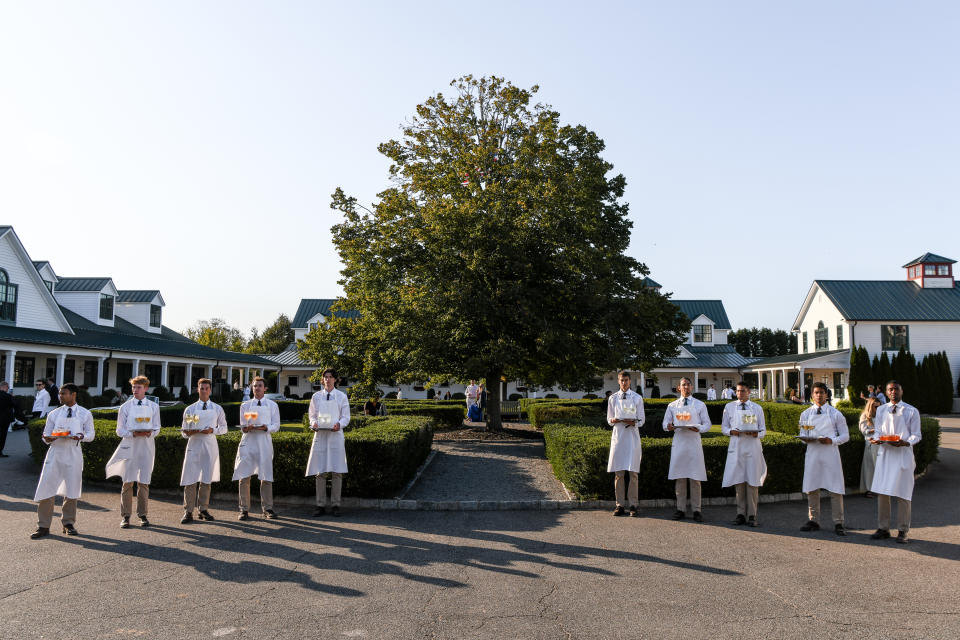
614 471 639 508
239 477 274 512
675 478 702 512
183 483 211 513
120 482 150 518
877 494 912 533
37 497 77 529
807 489 844 525
316 473 343 507
735 483 759 518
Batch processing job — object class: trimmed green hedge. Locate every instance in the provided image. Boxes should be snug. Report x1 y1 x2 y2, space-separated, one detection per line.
28 415 434 499
542 417 941 500
301 404 465 430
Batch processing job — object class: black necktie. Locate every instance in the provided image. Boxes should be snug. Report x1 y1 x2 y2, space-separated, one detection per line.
740 403 746 410
621 392 626 399
890 405 897 414
257 400 262 406
683 397 688 406
817 407 822 415
67 408 72 418
202 402 207 410
138 399 142 406
327 393 331 401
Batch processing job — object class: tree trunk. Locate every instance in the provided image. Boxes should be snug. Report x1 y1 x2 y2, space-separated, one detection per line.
486 370 503 432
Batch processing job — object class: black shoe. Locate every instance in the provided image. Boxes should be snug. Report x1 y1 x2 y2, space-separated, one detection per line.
896 530 908 544
864 491 875 498
62 524 78 536
30 527 50 539
120 516 130 529
800 520 821 532
313 506 326 517
139 516 150 527
180 512 193 524
672 510 685 520
870 528 890 540
331 506 341 517
264 509 277 520
0 453 8 457
747 516 759 527
628 506 639 518
693 511 703 522
733 514 746 525
612 506 626 517
198 510 215 521
835 523 846 536
238 511 250 521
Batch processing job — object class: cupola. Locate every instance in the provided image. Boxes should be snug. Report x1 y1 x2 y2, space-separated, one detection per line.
903 253 955 289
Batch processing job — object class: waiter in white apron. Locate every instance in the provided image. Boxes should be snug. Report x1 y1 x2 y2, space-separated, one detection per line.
179 378 227 524
306 368 350 517
234 376 280 520
31 384 95 539
797 382 849 536
663 378 711 521
105 375 161 528
607 371 645 517
869 380 922 544
721 381 767 527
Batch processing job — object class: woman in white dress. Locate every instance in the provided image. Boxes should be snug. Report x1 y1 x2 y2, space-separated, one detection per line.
858 397 881 497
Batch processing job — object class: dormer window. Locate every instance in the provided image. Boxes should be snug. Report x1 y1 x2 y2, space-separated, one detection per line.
0 270 18 324
150 304 162 328
693 324 712 343
99 294 114 320
924 265 936 276
938 265 950 276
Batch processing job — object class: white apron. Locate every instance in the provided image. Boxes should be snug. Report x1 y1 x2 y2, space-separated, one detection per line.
34 416 85 501
870 410 916 500
801 411 845 494
233 430 274 482
668 405 706 481
721 409 767 487
305 397 348 475
105 404 156 483
180 409 220 485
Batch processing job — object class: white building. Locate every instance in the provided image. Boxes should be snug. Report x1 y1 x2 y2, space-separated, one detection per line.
0 226 276 397
744 252 960 406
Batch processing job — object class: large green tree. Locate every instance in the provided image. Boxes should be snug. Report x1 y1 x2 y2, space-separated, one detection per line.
728 327 796 357
246 314 295 355
184 318 246 352
299 76 688 429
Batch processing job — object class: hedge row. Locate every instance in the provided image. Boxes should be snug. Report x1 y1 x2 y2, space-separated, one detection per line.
542 417 941 500
300 405 465 430
27 416 434 499
527 399 867 438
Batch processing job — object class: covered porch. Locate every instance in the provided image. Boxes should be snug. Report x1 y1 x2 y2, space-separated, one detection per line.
742 349 850 402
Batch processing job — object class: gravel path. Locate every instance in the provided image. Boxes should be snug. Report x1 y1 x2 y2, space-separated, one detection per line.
404 440 568 501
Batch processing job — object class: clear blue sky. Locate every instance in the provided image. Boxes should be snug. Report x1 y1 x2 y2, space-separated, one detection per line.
2 2 957 336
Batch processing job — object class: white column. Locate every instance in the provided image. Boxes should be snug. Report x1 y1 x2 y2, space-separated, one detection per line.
96 356 106 394
639 372 646 395
131 358 141 377
160 361 169 388
185 363 193 391
693 371 699 394
781 369 787 398
206 364 214 380
798 366 805 400
4 350 15 386
56 353 66 387
240 367 247 386
226 366 234 386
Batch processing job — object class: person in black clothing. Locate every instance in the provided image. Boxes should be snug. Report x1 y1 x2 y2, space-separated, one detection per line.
45 378 59 408
0 381 27 457
363 397 385 416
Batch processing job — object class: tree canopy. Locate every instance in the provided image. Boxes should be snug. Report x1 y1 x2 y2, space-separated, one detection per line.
184 318 246 352
299 76 689 429
246 314 295 355
728 327 796 358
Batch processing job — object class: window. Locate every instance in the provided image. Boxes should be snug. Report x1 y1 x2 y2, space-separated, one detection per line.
802 332 808 353
149 304 162 327
833 372 844 399
64 359 75 384
115 362 133 387
99 294 114 320
692 324 713 343
13 356 34 386
881 325 909 351
836 325 843 350
924 264 936 275
145 364 162 386
168 365 185 388
698 378 706 389
937 265 950 276
83 361 98 387
45 358 57 380
814 321 828 351
0 269 18 324
287 376 299 387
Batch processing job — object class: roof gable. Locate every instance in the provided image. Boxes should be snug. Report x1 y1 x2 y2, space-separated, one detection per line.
0 228 73 333
117 290 164 305
56 277 115 293
291 298 359 328
814 280 960 322
671 300 731 330
902 253 956 268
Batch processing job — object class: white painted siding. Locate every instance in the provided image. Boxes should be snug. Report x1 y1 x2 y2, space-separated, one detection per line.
54 291 102 325
854 321 960 390
796 286 849 353
0 235 67 332
115 302 162 334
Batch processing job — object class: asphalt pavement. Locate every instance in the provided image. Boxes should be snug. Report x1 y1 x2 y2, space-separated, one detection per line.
1 420 958 640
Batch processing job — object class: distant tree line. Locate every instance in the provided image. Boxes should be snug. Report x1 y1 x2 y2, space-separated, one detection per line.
183 314 294 355
728 327 797 358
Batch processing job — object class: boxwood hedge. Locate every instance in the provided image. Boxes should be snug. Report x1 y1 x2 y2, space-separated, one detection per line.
542 417 941 500
28 415 434 499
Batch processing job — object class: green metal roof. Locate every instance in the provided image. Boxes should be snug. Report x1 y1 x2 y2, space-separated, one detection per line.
117 290 160 303
663 345 755 369
671 300 732 330
261 344 315 367
0 305 273 365
746 348 848 368
56 277 113 292
642 276 662 289
902 253 956 268
292 299 359 328
816 280 960 321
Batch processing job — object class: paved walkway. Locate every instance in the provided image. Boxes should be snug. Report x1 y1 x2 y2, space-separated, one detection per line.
403 440 568 501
